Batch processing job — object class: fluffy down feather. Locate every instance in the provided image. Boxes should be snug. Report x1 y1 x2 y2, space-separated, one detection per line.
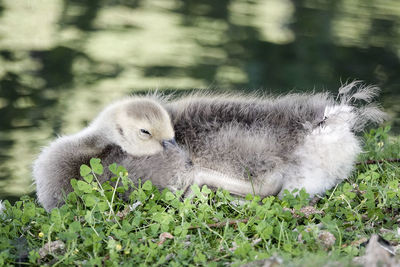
33 97 193 211
165 81 386 197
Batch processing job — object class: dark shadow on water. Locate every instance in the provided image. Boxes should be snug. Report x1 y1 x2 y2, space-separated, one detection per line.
61 0 102 31
31 46 80 88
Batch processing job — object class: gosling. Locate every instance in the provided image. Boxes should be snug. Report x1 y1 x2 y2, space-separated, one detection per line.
33 97 193 211
166 82 387 198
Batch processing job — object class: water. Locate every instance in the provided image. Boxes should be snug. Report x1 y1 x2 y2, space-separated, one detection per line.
0 0 399 200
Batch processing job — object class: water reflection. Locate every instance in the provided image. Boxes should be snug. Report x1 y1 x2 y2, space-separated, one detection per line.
0 0 399 199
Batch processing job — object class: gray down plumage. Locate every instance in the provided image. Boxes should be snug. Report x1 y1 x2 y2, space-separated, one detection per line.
165 81 386 197
33 97 193 211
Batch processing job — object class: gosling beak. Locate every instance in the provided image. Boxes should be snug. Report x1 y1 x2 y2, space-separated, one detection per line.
161 138 177 149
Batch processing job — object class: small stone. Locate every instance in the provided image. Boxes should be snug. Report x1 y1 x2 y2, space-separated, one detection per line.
38 240 65 259
116 206 130 219
129 201 142 211
353 234 400 267
165 253 175 261
299 206 324 217
157 232 174 245
252 238 262 246
318 230 336 249
229 241 238 252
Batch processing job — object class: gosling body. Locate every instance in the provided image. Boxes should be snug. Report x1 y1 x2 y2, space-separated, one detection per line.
166 82 386 197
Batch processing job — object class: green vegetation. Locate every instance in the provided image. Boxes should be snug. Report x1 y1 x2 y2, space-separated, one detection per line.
0 127 399 266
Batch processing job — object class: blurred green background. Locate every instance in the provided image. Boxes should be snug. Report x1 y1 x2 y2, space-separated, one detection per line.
0 0 399 200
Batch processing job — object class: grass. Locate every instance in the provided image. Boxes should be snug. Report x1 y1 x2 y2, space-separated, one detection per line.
0 127 399 266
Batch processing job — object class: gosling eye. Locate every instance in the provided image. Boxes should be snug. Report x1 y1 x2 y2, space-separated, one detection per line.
139 129 151 136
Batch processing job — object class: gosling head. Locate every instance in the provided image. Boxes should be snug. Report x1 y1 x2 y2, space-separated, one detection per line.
93 97 176 156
